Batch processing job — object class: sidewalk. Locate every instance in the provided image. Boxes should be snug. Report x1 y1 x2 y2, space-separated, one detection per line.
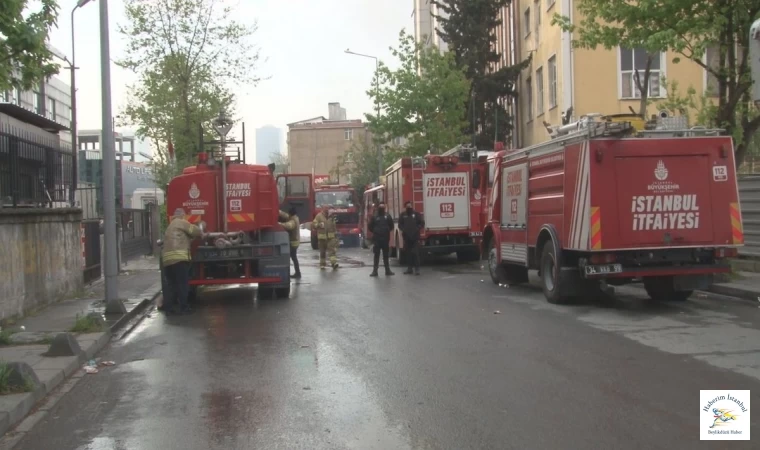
708 271 760 303
0 256 161 438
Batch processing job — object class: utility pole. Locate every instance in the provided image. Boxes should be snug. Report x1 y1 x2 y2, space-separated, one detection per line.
99 0 125 314
68 0 92 206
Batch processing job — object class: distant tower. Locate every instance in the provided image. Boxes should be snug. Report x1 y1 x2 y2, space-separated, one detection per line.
255 125 283 164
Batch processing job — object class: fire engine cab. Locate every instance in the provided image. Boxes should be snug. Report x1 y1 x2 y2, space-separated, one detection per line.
483 114 744 304
386 145 488 264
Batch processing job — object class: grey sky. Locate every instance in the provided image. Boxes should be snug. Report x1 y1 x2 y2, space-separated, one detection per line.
49 0 413 162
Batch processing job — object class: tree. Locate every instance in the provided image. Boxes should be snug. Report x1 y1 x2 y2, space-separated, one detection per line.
331 140 394 199
269 151 289 175
366 30 471 156
431 0 530 148
552 0 760 165
0 0 59 92
117 0 261 186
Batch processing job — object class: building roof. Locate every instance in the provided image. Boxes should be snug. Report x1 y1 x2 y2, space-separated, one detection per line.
288 119 366 130
286 116 328 127
0 102 70 132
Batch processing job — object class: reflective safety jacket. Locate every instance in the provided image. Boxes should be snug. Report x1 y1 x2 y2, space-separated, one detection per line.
279 210 300 248
312 211 337 240
162 217 202 266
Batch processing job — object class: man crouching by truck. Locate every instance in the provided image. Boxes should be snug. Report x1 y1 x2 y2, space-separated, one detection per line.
161 208 203 315
279 207 302 279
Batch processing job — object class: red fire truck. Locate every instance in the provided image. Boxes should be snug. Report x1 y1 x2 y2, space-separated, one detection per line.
386 145 488 264
311 183 360 248
483 114 744 304
361 182 386 248
161 135 292 299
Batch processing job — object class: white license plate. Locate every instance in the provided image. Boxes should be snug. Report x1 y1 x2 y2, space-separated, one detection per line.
584 264 623 275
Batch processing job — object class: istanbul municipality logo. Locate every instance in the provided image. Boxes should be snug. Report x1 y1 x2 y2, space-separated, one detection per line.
700 390 750 440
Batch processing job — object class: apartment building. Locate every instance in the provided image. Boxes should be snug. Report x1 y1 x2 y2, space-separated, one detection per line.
287 103 372 179
502 0 715 147
413 0 448 52
1 76 73 145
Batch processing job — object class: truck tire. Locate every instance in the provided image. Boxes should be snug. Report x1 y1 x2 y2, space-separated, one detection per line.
488 240 507 285
311 235 318 250
643 277 693 302
540 243 571 304
275 286 291 299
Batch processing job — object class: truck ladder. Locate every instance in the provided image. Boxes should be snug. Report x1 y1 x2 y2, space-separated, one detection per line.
411 157 425 213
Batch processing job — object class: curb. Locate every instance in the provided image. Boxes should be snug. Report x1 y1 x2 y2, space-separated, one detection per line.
706 284 760 305
108 289 161 333
0 331 112 442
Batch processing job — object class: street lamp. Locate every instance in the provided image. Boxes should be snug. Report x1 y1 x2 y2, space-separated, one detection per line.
344 48 383 181
98 0 124 313
65 0 93 206
212 110 234 233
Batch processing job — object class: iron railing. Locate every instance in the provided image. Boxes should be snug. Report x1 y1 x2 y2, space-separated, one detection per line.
0 123 73 207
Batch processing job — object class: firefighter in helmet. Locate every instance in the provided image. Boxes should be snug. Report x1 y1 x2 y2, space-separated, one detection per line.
278 206 302 279
161 208 204 314
313 205 339 269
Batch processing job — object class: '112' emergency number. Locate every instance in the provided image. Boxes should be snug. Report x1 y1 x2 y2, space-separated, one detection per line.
440 203 455 218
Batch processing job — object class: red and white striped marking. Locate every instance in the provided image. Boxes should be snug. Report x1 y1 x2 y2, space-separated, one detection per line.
568 140 591 250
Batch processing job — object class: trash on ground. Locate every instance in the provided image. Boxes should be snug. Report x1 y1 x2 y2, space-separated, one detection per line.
300 345 310 348
84 365 98 374
234 396 242 400
99 361 116 366
480 279 484 282
494 310 501 314
19 325 25 331
303 386 312 390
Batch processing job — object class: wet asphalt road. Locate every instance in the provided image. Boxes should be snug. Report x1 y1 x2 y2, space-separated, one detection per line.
10 247 760 449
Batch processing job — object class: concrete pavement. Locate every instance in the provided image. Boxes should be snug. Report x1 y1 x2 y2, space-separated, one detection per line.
0 257 161 442
7 248 760 449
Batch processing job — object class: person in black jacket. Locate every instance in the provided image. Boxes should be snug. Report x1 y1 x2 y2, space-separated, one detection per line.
398 201 424 275
368 202 395 277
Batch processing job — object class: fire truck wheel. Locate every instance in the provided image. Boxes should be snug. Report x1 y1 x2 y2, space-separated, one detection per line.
540 243 570 304
643 277 693 302
487 241 506 285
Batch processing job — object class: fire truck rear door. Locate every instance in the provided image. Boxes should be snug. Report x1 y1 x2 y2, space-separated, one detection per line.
422 172 470 229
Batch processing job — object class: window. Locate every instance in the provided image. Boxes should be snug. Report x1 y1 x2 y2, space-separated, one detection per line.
523 7 531 38
33 92 40 114
526 76 533 119
11 88 20 105
548 56 557 109
536 67 544 115
344 128 353 140
619 47 663 99
47 97 56 120
534 0 541 43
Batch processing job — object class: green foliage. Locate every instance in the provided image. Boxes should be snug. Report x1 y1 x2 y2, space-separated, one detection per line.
117 0 261 188
0 0 59 92
70 314 104 333
332 140 393 197
0 330 13 346
0 362 35 395
552 0 760 166
366 30 471 159
431 0 530 147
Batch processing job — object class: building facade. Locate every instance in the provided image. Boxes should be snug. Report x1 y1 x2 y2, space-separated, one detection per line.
1 75 73 145
287 103 371 180
255 125 282 165
77 129 137 161
413 0 448 52
502 0 715 148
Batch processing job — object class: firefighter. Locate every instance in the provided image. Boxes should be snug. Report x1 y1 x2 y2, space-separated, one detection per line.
368 202 395 277
398 200 424 275
313 206 339 269
161 208 203 314
279 207 302 279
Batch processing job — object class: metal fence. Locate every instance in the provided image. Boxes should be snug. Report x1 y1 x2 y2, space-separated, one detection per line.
738 175 760 257
118 207 153 261
0 123 72 207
